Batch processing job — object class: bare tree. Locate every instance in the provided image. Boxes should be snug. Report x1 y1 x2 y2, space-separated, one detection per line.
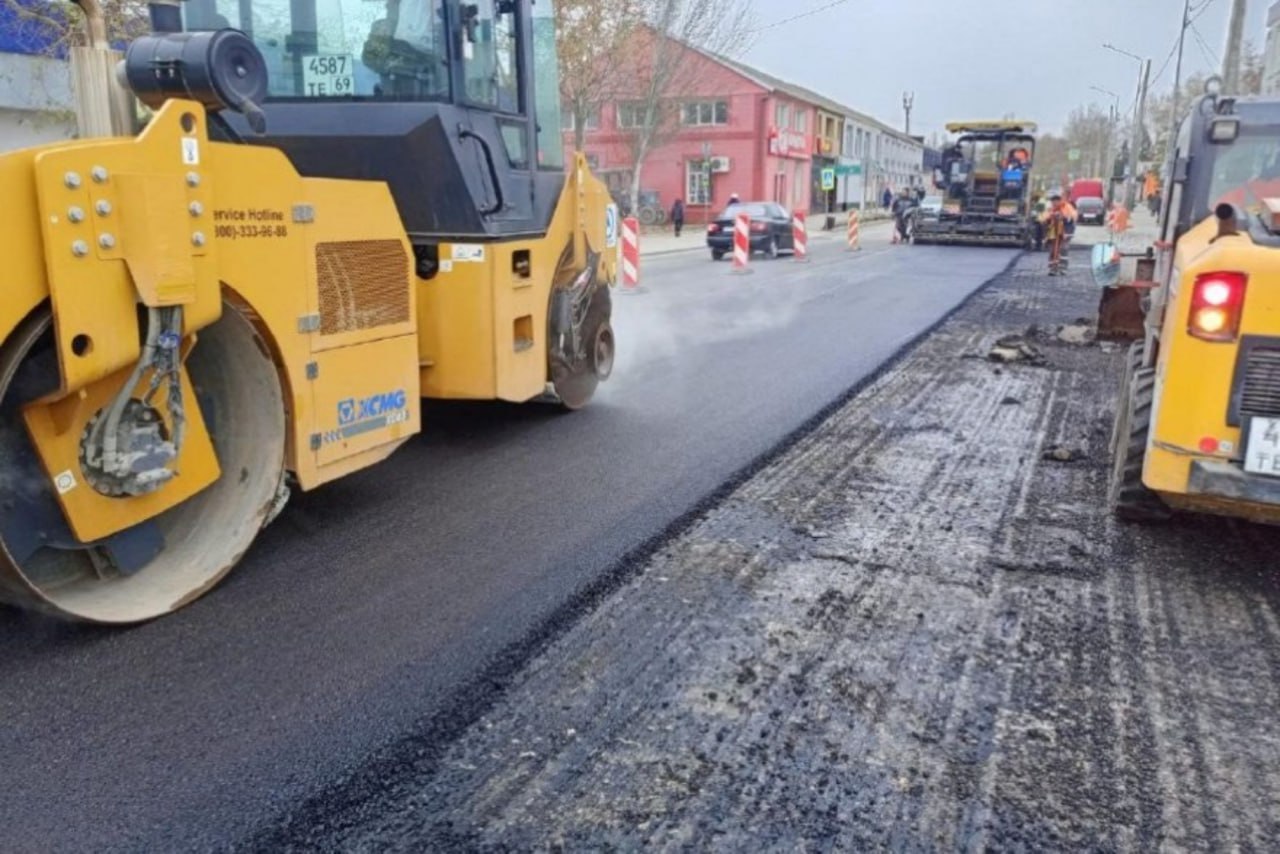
615 0 754 211
1 0 149 54
556 0 643 152
1063 104 1117 179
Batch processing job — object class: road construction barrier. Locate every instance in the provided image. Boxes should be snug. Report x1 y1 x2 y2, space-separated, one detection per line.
732 212 752 273
793 211 808 262
846 210 860 251
1108 204 1130 234
620 215 640 292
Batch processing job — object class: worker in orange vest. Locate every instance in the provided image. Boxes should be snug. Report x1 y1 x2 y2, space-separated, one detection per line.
1040 193 1075 276
1143 170 1159 201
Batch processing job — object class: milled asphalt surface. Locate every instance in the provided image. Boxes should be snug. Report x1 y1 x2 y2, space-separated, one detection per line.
0 233 1015 851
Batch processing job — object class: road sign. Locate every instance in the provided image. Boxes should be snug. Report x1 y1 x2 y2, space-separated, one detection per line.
820 167 836 191
1068 148 1081 162
835 163 862 176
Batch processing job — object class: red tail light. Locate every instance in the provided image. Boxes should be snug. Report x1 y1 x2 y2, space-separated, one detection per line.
750 221 767 233
1188 271 1247 341
707 223 720 233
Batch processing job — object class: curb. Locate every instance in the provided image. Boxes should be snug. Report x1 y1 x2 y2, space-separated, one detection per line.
640 218 895 259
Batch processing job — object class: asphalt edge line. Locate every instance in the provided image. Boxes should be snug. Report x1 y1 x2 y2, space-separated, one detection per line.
246 248 1027 850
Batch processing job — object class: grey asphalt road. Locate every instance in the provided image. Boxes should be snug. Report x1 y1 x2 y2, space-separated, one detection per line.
0 236 1016 851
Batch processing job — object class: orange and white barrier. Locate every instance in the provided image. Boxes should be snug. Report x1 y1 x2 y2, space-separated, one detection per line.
792 211 808 262
846 210 861 251
620 216 640 292
732 212 751 273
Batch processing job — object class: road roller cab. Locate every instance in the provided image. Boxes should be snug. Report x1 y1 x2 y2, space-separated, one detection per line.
1105 90 1280 523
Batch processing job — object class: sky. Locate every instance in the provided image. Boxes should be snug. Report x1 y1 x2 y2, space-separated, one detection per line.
740 0 1270 139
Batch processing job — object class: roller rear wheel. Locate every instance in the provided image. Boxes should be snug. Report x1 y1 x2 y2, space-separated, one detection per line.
0 302 287 623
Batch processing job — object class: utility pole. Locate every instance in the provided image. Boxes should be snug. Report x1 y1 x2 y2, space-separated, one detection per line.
1125 58 1151 210
902 91 914 135
1222 0 1248 93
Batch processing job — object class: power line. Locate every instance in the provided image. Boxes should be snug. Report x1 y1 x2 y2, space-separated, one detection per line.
1190 22 1220 67
1150 0 1217 88
748 0 855 33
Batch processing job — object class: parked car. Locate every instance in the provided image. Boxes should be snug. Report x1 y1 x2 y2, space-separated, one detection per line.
918 195 943 218
1076 196 1106 225
706 201 796 260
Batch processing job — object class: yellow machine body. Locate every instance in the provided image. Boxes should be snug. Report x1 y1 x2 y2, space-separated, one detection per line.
1142 216 1280 522
0 99 615 610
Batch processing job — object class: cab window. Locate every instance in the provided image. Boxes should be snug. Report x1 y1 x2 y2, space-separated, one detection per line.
459 0 519 113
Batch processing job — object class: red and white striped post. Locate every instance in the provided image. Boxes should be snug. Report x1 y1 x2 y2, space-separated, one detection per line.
845 209 861 251
732 212 752 274
620 215 640 293
792 210 808 262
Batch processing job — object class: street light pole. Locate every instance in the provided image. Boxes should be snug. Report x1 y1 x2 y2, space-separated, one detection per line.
1103 42 1151 209
902 91 914 135
1090 84 1120 184
1222 0 1248 93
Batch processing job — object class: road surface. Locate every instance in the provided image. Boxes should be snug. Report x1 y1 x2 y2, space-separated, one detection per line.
0 233 1015 850
260 251 1280 852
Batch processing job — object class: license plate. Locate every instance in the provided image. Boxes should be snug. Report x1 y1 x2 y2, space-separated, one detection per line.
302 54 355 97
1244 416 1280 475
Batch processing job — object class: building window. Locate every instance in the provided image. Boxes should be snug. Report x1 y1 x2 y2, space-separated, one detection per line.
561 104 600 131
775 102 791 128
686 161 711 205
794 109 807 133
682 100 729 126
617 102 646 129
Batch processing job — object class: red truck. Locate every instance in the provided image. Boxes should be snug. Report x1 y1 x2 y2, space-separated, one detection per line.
1069 178 1105 204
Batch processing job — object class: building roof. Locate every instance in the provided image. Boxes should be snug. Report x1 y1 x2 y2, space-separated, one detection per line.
710 52 918 144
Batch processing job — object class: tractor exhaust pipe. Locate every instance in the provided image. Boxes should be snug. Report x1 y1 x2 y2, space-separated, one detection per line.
1215 203 1239 240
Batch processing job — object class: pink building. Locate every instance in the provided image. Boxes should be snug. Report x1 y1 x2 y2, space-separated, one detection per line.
564 41 816 222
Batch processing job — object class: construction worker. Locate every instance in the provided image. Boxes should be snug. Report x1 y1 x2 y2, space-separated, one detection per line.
1040 193 1074 276
891 188 915 244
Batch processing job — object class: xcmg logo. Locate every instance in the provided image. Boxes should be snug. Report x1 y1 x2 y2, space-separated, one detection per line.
338 389 408 426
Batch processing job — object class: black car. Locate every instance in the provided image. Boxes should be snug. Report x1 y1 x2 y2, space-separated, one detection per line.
1076 196 1106 225
706 201 796 260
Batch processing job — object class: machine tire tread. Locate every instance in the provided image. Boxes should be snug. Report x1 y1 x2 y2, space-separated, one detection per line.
1109 363 1171 522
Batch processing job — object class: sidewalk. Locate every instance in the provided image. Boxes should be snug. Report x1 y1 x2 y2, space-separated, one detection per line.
640 209 894 258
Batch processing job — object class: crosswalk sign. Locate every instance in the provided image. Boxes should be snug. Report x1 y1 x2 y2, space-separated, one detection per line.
820 167 836 191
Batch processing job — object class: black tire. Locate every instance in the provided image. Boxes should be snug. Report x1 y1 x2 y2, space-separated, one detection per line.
711 249 725 261
1109 354 1171 521
765 235 779 259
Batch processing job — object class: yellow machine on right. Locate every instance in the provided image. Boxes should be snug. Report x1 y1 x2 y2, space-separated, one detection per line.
1104 86 1280 522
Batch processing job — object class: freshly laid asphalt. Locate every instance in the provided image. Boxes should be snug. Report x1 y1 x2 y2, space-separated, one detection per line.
0 235 1016 850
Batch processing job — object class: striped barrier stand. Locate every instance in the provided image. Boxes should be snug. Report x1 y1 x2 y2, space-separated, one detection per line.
732 212 752 274
620 216 640 293
793 211 808 262
846 210 861 251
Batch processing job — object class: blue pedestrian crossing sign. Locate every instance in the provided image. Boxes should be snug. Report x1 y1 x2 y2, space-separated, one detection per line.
820 167 836 191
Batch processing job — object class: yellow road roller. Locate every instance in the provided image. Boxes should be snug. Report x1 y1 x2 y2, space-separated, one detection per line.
0 0 617 621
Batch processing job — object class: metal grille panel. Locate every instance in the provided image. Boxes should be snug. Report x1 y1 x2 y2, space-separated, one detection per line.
315 240 410 336
1240 347 1280 417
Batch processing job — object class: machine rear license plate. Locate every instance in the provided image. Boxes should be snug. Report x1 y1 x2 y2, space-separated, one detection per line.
302 54 355 97
1244 416 1280 475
